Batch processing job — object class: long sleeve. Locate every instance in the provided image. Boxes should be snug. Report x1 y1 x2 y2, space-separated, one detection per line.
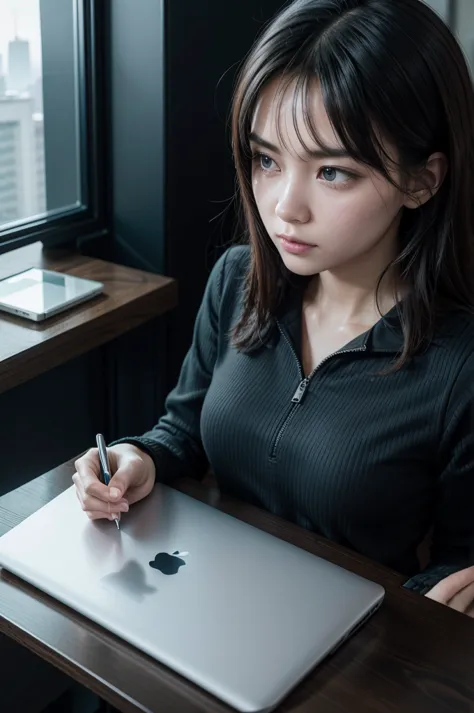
404 351 474 594
112 247 232 482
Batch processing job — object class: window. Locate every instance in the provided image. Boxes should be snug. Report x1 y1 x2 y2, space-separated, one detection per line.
0 0 107 253
451 2 474 74
424 0 450 21
425 1 474 75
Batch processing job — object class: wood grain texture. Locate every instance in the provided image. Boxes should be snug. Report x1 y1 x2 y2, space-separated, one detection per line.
1 459 474 713
0 242 177 394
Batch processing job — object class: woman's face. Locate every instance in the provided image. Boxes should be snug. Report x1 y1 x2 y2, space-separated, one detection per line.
250 79 407 278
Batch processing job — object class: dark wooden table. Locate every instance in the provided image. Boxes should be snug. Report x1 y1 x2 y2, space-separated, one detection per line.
0 241 177 394
1 459 474 713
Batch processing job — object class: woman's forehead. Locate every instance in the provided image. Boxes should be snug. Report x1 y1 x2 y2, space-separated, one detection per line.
250 77 341 157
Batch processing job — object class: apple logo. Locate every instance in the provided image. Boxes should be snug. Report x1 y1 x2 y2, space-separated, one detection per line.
149 550 188 575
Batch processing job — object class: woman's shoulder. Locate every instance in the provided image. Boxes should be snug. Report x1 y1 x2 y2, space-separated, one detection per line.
435 309 474 374
439 309 474 343
210 244 250 297
221 243 251 276
201 244 251 321
430 311 474 427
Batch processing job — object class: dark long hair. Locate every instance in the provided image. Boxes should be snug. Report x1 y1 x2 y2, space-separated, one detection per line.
230 0 474 368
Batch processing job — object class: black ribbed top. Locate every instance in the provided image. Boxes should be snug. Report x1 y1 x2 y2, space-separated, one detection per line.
116 245 474 593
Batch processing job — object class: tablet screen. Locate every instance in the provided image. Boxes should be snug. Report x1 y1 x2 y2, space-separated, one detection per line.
0 268 100 315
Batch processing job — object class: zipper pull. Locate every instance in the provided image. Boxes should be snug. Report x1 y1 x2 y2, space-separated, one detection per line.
291 378 309 403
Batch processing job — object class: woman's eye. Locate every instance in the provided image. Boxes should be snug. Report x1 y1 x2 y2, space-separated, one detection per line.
320 167 352 184
258 153 276 171
251 152 277 172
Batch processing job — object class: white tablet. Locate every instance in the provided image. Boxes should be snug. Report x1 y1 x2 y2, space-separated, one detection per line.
0 267 104 322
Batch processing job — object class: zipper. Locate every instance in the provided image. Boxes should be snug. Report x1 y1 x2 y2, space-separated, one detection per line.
269 321 367 459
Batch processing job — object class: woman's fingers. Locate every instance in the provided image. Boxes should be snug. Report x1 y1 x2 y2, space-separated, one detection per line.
446 581 474 615
426 566 474 608
74 481 128 518
87 510 119 521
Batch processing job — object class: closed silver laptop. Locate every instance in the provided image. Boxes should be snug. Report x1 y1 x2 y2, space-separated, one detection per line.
0 484 384 712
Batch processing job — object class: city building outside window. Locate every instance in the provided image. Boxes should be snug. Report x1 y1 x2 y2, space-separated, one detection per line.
0 0 46 228
0 0 106 255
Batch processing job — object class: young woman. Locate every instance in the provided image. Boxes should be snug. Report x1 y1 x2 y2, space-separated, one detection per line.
74 0 474 615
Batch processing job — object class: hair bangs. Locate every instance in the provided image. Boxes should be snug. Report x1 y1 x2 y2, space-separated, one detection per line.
267 58 403 192
315 31 419 189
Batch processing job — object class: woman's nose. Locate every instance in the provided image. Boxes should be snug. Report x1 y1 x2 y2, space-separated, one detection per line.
275 178 311 224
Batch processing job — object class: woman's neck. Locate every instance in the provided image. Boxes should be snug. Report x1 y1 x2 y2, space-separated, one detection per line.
304 265 400 329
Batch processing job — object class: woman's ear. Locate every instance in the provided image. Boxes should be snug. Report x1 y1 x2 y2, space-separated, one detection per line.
403 152 448 209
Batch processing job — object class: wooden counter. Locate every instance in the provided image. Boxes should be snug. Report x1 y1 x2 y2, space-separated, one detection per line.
0 242 177 394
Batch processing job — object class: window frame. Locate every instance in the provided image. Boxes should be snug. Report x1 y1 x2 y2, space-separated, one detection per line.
448 0 457 26
0 0 109 255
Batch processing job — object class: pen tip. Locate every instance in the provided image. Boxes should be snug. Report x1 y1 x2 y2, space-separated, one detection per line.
115 519 120 530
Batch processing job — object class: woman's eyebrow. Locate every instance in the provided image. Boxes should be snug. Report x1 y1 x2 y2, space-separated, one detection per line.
249 131 350 159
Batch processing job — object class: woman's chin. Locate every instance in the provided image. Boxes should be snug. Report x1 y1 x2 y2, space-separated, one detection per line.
278 250 324 277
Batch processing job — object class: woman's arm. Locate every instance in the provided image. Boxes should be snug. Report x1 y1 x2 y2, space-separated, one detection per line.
403 350 474 613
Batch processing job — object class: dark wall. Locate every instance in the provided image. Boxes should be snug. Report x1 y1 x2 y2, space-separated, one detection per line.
0 352 105 497
165 0 285 389
108 0 166 275
109 0 285 393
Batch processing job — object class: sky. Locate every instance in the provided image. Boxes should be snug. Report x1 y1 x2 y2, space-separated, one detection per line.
0 0 42 79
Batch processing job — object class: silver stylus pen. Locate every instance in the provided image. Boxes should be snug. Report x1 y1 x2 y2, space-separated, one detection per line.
96 433 120 529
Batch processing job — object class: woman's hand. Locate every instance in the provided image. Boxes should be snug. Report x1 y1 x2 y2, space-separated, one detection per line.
73 443 156 521
425 566 474 617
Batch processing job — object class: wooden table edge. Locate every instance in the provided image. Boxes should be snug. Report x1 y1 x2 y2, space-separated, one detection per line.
0 459 472 713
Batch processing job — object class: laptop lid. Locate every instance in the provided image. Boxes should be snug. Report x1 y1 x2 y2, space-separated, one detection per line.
0 484 384 713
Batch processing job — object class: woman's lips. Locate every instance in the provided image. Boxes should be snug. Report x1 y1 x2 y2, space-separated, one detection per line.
277 235 315 254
